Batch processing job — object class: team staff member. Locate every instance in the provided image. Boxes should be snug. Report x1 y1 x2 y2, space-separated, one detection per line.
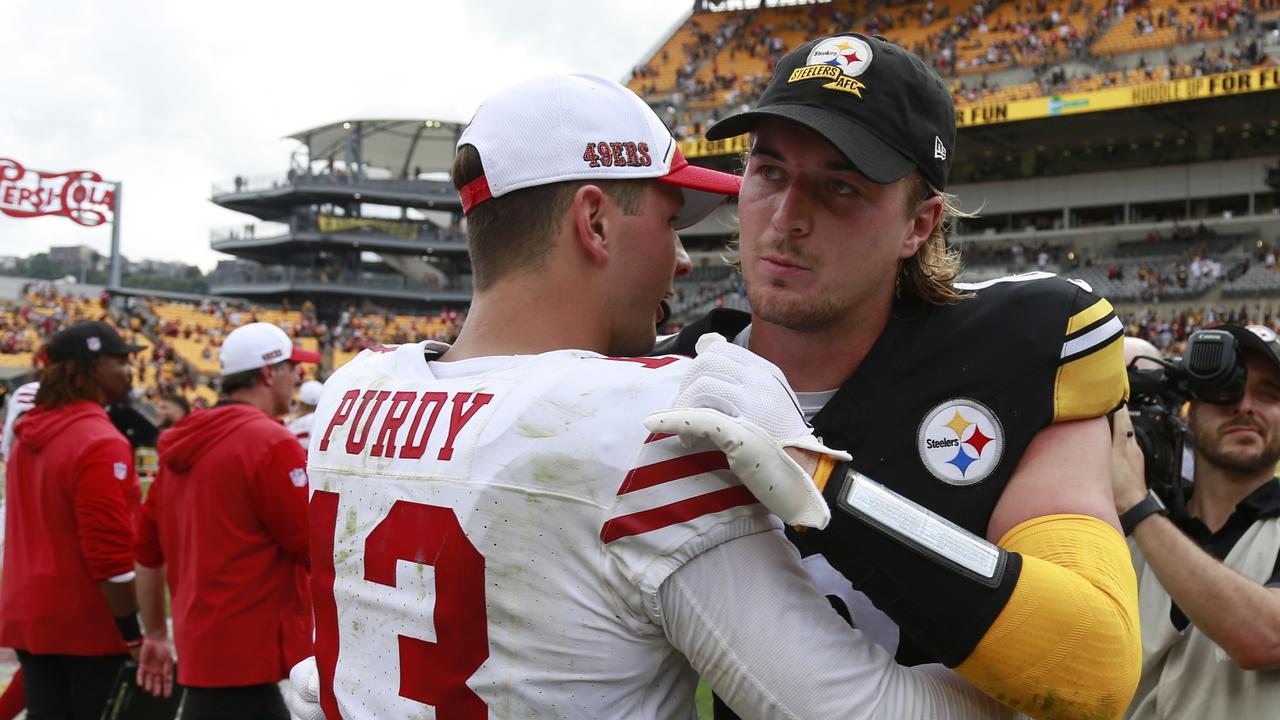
659 33 1140 719
1112 324 1280 718
0 322 145 719
134 322 319 719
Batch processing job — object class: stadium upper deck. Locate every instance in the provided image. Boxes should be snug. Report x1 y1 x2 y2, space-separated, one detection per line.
630 0 1278 139
209 118 473 318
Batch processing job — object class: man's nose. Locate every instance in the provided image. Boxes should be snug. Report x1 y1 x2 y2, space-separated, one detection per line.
673 237 693 279
771 183 813 238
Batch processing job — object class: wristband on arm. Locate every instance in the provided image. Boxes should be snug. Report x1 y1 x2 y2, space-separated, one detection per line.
824 463 1020 667
115 613 143 647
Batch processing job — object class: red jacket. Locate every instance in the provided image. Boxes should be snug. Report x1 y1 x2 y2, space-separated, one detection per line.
136 402 312 687
0 401 141 655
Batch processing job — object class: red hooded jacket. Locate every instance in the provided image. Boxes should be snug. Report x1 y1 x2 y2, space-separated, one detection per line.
0 401 141 655
135 402 311 687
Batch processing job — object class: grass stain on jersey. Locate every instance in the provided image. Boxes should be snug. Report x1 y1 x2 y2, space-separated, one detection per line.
514 399 597 439
515 420 561 439
341 506 360 541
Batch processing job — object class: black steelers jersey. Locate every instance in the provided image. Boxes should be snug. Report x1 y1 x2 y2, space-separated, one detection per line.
655 272 1128 669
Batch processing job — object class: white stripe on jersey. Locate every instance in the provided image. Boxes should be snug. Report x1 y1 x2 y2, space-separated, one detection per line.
954 271 1056 291
1061 316 1123 359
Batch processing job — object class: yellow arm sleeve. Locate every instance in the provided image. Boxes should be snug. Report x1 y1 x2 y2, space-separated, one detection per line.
954 514 1142 720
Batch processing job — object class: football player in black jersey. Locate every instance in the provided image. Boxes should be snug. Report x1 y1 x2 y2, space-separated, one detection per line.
656 33 1141 720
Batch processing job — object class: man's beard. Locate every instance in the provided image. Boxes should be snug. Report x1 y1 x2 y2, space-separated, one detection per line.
747 280 845 333
1192 422 1280 474
744 241 845 333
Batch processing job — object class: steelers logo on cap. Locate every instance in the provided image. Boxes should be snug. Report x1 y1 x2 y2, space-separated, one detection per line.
806 36 874 79
917 398 1004 486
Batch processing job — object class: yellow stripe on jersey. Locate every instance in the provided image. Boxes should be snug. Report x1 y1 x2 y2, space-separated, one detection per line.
1055 334 1128 422
1055 297 1127 422
1066 297 1115 336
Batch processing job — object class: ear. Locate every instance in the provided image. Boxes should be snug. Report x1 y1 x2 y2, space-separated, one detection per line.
258 364 277 389
899 195 943 260
571 184 611 265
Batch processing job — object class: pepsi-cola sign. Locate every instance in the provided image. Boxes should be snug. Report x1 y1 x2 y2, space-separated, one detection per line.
0 158 115 227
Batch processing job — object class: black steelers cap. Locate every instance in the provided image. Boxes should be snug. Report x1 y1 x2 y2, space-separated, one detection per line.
46 321 145 363
706 33 956 191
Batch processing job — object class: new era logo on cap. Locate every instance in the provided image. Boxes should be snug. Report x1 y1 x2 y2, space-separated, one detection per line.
934 136 947 161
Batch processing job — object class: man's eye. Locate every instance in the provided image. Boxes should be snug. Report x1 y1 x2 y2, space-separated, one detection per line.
829 179 856 195
755 164 782 179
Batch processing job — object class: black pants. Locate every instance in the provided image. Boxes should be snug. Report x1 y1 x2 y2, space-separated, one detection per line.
16 649 128 720
181 684 288 720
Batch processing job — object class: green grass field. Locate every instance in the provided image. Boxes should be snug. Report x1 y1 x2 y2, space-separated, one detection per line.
696 680 713 718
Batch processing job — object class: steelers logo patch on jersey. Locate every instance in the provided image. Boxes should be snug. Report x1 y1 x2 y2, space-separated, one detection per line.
916 399 1004 486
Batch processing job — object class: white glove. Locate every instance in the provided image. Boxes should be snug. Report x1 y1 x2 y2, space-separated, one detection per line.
286 656 325 720
644 333 850 528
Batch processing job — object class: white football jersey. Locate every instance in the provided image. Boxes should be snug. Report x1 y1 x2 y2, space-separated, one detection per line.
306 341 778 720
286 412 315 448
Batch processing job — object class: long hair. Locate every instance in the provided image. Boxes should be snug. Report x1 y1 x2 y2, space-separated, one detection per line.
34 357 105 407
898 172 975 306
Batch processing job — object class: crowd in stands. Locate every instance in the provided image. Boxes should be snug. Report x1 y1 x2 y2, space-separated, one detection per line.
1124 300 1280 352
0 283 116 366
0 288 470 424
330 307 464 357
1036 27 1271 97
630 0 1277 138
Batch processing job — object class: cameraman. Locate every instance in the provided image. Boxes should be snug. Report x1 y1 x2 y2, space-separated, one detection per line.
1113 325 1280 719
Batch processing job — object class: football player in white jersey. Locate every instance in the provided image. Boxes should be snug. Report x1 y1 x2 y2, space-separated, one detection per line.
288 73 1015 720
286 379 324 448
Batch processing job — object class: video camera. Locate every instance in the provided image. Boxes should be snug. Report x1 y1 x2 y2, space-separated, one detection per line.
1126 329 1247 508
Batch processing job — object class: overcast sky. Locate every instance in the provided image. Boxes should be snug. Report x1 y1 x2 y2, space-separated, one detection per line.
0 0 695 271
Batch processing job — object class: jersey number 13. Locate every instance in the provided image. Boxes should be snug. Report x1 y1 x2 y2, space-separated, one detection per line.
311 490 490 718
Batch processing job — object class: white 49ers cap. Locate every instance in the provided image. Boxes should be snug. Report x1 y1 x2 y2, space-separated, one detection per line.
456 72 740 229
220 322 321 376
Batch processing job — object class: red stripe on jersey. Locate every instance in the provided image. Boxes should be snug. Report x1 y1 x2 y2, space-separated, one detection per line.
616 450 729 495
602 356 681 369
309 490 344 720
600 485 757 544
645 432 675 443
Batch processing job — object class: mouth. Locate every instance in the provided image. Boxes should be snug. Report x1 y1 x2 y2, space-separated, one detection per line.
1222 425 1263 439
760 253 808 276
